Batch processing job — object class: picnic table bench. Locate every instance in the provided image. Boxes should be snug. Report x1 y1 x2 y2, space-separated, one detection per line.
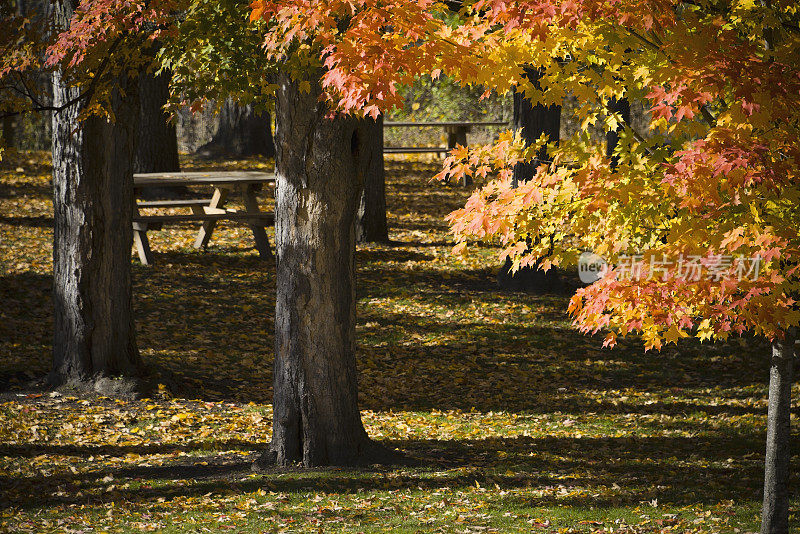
383 121 508 155
133 171 275 265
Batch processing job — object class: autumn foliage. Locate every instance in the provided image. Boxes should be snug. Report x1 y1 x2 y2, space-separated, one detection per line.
0 0 795 364
3 0 796 353
247 0 800 349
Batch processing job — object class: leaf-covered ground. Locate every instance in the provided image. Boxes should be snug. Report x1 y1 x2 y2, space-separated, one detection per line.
0 151 797 533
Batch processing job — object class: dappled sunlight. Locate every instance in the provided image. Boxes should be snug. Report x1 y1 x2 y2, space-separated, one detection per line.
0 151 795 532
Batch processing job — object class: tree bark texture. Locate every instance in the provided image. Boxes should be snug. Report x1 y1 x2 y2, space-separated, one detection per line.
761 327 796 534
197 99 275 159
355 115 389 243
135 65 180 174
259 72 375 467
49 0 142 387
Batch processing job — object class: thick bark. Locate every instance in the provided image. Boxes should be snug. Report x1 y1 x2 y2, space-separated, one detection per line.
135 65 180 174
355 115 389 243
606 97 631 169
49 0 142 389
761 327 796 534
255 72 380 468
197 99 275 159
499 67 561 292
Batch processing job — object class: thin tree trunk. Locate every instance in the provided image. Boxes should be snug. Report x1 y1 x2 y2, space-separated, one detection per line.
1 115 15 148
355 115 389 243
606 97 631 169
761 327 796 534
49 0 142 393
197 99 275 159
254 72 386 468
499 66 561 292
135 64 180 173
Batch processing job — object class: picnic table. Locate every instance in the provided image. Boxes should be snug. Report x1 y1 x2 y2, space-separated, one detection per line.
132 171 275 265
383 121 508 155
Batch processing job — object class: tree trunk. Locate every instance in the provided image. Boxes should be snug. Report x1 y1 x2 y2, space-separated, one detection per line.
254 72 383 468
511 67 561 187
606 97 631 169
499 66 561 292
761 327 796 534
49 0 142 392
355 115 389 243
197 99 275 159
2 115 16 148
135 65 180 173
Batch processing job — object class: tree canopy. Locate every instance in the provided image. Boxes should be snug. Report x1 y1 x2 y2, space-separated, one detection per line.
245 0 799 349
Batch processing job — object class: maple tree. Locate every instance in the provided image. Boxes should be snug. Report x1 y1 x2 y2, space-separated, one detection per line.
247 0 799 529
1 0 274 389
0 0 170 390
3 0 797 526
441 4 799 533
1 148 790 533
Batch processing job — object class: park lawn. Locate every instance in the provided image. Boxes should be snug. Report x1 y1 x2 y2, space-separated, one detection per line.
0 151 797 533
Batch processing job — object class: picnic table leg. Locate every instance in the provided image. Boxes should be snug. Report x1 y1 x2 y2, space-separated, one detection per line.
446 126 473 186
447 126 472 187
132 221 155 265
193 187 228 249
446 125 468 151
243 184 273 259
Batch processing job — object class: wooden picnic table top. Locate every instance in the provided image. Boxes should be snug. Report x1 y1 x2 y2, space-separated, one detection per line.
133 171 276 188
383 121 508 128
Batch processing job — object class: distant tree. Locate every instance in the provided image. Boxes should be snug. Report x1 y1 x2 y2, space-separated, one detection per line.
1 115 16 148
196 99 275 159
135 57 180 173
497 67 562 292
355 115 389 244
160 0 277 160
0 0 50 151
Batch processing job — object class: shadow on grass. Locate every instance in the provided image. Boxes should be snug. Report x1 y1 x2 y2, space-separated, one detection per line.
357 248 435 264
0 272 52 388
0 439 265 459
0 182 52 200
0 264 772 414
0 434 775 511
0 215 53 228
132 249 273 270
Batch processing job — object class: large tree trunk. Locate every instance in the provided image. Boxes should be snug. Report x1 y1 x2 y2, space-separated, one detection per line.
135 64 180 174
49 0 142 393
355 115 389 243
197 99 275 159
499 67 561 292
254 72 383 468
761 327 795 534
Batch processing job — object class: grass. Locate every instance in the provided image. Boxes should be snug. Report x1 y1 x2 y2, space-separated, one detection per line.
0 150 797 533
